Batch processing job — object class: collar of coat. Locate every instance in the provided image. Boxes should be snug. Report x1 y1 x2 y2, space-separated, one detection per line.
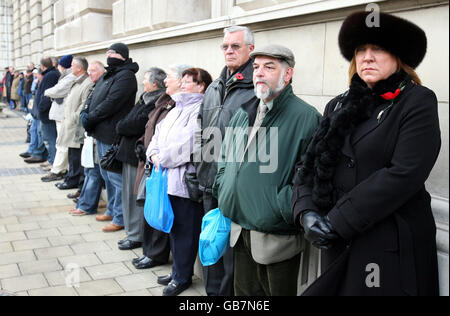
241 84 294 127
220 58 254 87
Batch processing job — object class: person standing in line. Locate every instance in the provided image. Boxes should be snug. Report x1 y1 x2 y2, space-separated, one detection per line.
69 61 106 216
129 64 190 268
213 45 321 296
193 25 256 296
292 11 441 296
80 43 139 233
115 67 167 251
41 54 76 182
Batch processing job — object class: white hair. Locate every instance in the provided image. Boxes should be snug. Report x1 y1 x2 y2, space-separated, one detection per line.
224 25 255 45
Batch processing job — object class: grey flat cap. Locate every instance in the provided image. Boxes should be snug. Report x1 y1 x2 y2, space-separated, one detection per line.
250 44 295 67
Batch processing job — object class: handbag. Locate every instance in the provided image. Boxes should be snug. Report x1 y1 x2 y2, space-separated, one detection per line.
99 137 122 173
143 166 174 233
184 163 203 203
199 208 231 266
136 162 152 207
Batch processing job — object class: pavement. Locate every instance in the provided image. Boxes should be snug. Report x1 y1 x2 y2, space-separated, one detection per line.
0 106 206 296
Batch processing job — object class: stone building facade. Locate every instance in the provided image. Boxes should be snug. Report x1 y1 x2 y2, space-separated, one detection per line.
0 0 448 295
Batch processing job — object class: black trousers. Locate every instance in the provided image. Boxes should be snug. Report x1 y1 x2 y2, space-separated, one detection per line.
65 147 84 187
201 193 234 296
141 210 171 263
168 194 203 285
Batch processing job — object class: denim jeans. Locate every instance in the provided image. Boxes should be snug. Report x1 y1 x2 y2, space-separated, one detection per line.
30 119 48 160
40 120 57 164
76 164 103 214
97 141 124 226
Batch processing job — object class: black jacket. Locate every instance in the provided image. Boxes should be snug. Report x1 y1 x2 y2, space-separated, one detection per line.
115 88 166 166
82 59 139 145
194 59 255 194
293 81 441 296
35 67 60 123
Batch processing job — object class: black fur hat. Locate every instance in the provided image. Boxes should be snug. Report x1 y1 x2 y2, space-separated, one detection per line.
338 11 427 69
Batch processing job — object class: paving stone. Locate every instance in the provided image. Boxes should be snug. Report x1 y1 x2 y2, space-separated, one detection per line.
0 250 36 265
47 235 85 247
0 264 21 279
38 218 73 229
109 289 152 296
28 285 78 296
58 254 102 268
0 231 27 243
70 241 111 255
19 259 63 275
75 279 124 296
5 222 40 232
0 242 13 254
44 269 92 287
34 245 74 260
1 274 48 293
115 272 159 292
85 263 132 280
0 216 19 225
12 238 51 251
25 228 61 239
58 225 93 236
96 250 137 264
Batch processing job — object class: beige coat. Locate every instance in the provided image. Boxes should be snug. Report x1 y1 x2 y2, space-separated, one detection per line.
10 76 20 101
56 73 93 148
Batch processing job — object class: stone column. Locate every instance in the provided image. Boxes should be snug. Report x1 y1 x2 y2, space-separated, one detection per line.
29 0 42 64
12 0 21 67
54 0 113 51
42 0 55 57
0 0 13 67
19 0 31 67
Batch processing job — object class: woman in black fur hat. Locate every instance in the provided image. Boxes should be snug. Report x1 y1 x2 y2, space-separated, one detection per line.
292 11 441 296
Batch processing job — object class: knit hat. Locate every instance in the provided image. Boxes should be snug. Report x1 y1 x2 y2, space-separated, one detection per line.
108 43 129 60
59 55 73 69
338 11 427 69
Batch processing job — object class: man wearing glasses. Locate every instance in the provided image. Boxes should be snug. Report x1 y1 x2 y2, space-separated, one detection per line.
80 43 139 233
194 25 255 296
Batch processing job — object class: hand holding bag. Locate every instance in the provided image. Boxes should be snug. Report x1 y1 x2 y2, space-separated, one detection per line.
143 166 174 233
136 162 152 207
99 137 122 173
199 208 231 266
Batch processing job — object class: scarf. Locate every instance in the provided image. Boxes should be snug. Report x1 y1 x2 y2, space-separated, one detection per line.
298 70 410 213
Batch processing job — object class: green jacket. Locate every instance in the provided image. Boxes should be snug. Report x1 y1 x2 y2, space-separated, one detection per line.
213 85 321 235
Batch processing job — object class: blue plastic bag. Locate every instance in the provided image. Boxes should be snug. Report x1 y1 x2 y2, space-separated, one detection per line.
143 166 174 233
199 208 231 266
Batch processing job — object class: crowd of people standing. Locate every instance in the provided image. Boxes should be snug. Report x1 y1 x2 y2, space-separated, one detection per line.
0 9 442 297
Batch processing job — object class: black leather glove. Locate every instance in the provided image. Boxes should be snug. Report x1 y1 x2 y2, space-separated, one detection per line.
300 210 339 250
135 143 147 162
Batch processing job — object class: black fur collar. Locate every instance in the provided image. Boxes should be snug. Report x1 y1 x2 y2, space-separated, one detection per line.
298 70 410 213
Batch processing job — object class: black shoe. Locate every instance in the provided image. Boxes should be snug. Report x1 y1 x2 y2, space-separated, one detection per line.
134 257 164 270
162 280 192 296
41 172 65 182
118 240 142 251
19 152 31 158
132 256 146 265
56 182 78 190
24 156 47 164
67 191 80 199
157 274 172 286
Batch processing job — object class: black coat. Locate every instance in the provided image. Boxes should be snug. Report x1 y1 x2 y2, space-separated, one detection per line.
82 59 139 145
115 88 165 166
293 81 441 296
34 67 60 123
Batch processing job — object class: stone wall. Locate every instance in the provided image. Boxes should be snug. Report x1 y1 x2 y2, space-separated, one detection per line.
0 1 13 67
1 0 448 295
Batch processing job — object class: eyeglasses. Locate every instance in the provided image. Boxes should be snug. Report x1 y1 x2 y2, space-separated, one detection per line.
106 50 117 56
220 44 243 51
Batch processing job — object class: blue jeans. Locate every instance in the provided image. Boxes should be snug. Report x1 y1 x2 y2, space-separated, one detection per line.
30 119 48 160
97 141 124 226
24 93 32 112
77 164 103 214
40 120 57 164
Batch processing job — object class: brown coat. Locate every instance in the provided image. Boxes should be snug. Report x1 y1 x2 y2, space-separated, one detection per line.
133 93 175 194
